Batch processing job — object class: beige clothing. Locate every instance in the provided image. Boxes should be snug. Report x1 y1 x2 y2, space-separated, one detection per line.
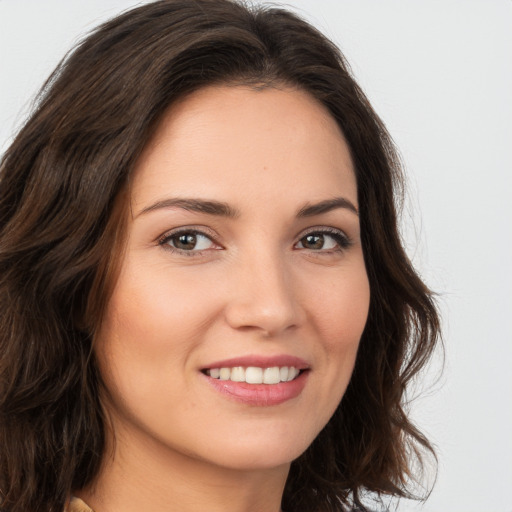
67 497 94 512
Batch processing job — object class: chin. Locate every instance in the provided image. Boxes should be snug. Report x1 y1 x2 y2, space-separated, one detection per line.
187 419 322 472
202 444 305 472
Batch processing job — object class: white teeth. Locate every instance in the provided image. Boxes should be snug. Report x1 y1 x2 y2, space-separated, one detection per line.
206 365 301 384
245 367 263 384
219 367 231 380
287 367 298 381
230 366 245 382
263 367 280 384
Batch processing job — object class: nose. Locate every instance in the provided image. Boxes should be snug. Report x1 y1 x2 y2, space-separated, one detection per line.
224 250 304 337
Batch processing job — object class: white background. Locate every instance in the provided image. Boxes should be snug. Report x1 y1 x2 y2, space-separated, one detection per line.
1 1 511 511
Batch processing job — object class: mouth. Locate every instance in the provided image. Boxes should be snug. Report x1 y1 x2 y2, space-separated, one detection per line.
203 366 303 384
200 355 310 405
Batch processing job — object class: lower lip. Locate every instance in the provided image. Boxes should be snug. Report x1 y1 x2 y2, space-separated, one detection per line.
202 371 309 406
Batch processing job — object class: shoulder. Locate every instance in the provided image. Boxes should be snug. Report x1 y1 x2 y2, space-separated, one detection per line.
66 497 95 512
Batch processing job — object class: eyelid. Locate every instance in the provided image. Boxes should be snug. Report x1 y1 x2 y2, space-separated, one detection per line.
156 224 352 256
157 225 223 253
294 226 352 250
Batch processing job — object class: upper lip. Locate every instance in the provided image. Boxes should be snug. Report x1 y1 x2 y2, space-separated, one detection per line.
202 354 310 370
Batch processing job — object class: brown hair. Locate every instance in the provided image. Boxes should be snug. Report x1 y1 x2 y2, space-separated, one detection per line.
0 1 440 511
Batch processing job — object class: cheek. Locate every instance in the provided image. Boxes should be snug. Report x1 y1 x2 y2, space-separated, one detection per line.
93 261 225 408
104 261 220 351
303 260 370 408
305 262 370 351
291 261 369 442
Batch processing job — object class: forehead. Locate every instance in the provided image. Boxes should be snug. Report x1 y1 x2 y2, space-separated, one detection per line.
131 85 357 213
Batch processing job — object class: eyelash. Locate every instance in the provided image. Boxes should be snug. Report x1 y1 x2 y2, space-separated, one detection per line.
297 227 352 253
157 226 352 256
158 228 220 257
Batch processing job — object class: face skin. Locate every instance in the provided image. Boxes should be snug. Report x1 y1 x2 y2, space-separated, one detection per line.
86 85 370 512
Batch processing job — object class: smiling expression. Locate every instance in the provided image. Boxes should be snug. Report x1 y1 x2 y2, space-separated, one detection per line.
94 85 370 473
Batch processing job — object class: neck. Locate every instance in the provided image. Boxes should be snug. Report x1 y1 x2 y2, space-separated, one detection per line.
76 419 288 512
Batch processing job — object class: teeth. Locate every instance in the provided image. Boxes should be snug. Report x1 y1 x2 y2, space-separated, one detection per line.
263 367 280 384
230 366 245 382
245 367 263 384
206 366 302 384
219 368 231 380
287 367 298 381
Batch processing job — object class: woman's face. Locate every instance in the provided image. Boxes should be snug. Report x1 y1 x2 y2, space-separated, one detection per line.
95 85 370 473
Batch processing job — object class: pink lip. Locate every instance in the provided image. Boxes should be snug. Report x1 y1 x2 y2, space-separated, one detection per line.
200 354 310 407
202 354 310 371
202 371 309 406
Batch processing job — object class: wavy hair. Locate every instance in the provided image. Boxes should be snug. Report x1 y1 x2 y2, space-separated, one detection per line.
0 1 440 511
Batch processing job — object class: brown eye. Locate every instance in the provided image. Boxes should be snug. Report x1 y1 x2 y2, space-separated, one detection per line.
295 230 350 251
173 233 198 250
161 231 216 252
301 234 326 250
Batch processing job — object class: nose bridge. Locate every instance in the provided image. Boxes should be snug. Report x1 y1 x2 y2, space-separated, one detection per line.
225 242 301 336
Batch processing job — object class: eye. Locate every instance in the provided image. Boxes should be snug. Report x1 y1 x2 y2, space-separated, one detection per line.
295 229 351 252
159 229 218 253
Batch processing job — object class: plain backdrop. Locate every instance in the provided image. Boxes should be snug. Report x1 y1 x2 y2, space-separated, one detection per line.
1 1 511 511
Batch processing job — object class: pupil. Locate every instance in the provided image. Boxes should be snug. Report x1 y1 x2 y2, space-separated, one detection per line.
176 233 196 250
305 234 324 249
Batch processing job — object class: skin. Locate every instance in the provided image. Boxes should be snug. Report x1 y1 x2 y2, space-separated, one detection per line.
80 85 370 512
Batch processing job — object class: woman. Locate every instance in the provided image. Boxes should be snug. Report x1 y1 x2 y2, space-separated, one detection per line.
0 1 440 511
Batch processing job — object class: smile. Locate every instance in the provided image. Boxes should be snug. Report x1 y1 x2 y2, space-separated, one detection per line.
204 366 301 384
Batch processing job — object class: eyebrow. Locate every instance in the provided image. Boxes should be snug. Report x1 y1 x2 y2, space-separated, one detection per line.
136 198 240 218
136 196 358 219
297 197 359 217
